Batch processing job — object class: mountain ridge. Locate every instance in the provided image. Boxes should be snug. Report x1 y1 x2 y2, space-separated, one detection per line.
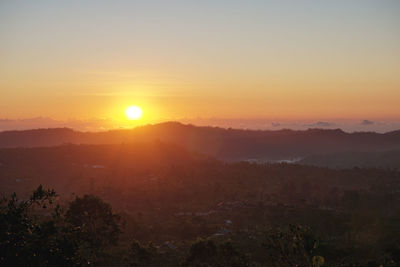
1 121 400 160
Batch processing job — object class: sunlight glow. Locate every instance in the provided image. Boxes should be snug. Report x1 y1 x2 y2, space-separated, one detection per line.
125 106 143 120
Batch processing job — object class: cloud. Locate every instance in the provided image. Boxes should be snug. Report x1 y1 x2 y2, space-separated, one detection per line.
360 120 374 126
305 121 335 128
0 117 119 132
1 117 400 133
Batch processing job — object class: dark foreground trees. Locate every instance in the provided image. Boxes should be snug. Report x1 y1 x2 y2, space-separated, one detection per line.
184 239 250 267
0 185 66 266
2 186 321 267
263 225 324 267
2 184 400 266
0 185 122 266
66 194 122 264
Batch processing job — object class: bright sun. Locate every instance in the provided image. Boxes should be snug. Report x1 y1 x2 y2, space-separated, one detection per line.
125 106 143 120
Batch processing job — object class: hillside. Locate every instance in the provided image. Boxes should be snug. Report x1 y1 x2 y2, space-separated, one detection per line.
1 122 400 161
2 143 400 265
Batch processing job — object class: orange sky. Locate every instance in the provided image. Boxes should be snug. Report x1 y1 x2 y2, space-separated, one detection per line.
1 1 399 127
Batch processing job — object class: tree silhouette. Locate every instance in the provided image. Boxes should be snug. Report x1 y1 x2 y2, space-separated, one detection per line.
65 194 122 264
0 185 76 266
185 239 250 267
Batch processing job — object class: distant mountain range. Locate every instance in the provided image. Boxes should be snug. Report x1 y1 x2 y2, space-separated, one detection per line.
1 121 400 161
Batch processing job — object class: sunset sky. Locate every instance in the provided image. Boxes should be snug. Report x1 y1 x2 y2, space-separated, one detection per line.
1 0 399 130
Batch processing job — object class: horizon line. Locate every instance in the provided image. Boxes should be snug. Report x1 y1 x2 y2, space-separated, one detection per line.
1 120 399 135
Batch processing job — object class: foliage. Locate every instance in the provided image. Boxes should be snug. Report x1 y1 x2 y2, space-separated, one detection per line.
2 143 400 266
0 186 123 266
126 240 158 266
263 225 323 267
66 195 121 246
184 239 250 267
65 194 122 264
0 185 76 266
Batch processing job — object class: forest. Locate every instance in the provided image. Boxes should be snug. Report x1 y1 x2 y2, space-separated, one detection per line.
2 0 399 265
1 143 400 266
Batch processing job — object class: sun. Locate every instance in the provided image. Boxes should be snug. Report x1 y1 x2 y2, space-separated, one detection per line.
125 106 143 120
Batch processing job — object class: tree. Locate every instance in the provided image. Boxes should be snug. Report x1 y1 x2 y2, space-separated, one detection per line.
65 194 122 263
184 239 250 267
127 240 157 266
263 225 324 267
0 185 76 266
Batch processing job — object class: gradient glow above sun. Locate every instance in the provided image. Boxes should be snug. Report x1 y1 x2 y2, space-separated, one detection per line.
125 106 143 120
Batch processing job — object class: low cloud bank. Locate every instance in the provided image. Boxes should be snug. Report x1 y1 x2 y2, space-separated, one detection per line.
1 117 400 133
0 117 118 132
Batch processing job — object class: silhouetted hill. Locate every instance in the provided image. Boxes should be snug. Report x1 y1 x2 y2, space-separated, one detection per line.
0 142 209 196
1 122 400 161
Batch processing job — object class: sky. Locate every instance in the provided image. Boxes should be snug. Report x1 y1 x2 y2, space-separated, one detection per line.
1 0 399 131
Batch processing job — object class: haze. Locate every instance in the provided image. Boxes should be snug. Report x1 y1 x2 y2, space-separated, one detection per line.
1 0 399 130
2 2 400 265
